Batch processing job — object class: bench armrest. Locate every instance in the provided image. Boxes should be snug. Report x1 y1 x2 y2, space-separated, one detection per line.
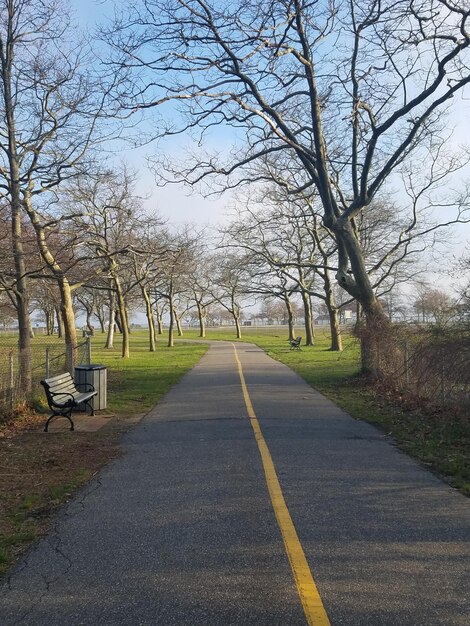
49 391 75 407
75 382 95 392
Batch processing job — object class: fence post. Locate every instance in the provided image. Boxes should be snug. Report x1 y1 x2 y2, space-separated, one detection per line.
440 345 445 402
8 350 14 411
45 347 50 379
66 343 74 376
404 340 409 385
86 336 92 364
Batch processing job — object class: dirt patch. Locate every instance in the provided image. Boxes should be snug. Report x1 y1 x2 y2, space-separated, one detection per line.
0 411 138 577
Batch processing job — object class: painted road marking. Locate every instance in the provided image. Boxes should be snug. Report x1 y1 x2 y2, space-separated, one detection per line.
233 344 331 626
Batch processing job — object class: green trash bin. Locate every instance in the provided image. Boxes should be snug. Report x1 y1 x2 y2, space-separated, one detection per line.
74 364 107 410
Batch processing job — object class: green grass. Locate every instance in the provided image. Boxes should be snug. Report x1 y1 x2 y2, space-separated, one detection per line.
90 334 208 415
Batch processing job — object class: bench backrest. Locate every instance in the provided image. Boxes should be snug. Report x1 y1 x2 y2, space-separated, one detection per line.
41 373 77 405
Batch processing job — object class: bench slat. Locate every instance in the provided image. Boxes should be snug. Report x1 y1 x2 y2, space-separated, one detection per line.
44 373 74 384
47 381 76 394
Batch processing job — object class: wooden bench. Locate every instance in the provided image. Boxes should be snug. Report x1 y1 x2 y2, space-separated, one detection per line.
289 336 302 350
40 372 97 432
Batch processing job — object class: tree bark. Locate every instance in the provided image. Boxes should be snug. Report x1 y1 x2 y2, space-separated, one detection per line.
175 309 183 337
105 307 115 349
233 312 242 339
197 301 206 338
57 276 78 373
327 304 342 352
4 94 32 397
301 290 314 346
168 290 175 347
323 271 342 352
284 295 296 342
332 219 390 373
55 306 64 338
142 285 156 352
114 276 130 358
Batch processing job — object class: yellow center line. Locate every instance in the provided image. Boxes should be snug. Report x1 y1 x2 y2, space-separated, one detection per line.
232 344 330 626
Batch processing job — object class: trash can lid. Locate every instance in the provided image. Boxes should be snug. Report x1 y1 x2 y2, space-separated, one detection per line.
74 364 107 370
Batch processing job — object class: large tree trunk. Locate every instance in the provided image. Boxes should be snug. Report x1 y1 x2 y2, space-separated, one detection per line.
334 221 390 374
301 290 314 346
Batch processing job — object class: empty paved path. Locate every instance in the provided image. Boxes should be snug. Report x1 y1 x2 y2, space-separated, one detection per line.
1 341 469 625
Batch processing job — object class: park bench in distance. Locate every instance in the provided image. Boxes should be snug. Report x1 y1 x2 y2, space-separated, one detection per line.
289 336 302 350
40 373 97 432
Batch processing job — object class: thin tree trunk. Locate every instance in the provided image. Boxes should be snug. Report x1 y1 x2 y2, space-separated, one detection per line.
327 304 342 352
142 285 156 352
284 295 295 342
96 308 106 333
233 313 242 339
105 307 115 349
154 300 164 334
55 306 64 338
114 309 123 334
57 277 78 373
114 276 129 358
323 269 342 351
168 291 175 347
175 309 183 337
301 290 314 346
85 307 94 335
197 301 206 338
3 26 32 398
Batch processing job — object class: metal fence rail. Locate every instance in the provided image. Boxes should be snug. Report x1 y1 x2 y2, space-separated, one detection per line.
0 334 92 412
374 326 470 410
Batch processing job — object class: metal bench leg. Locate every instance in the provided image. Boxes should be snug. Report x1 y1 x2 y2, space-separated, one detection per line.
44 412 74 432
84 400 95 416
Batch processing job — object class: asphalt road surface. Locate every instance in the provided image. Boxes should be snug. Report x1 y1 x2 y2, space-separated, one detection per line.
1 341 469 625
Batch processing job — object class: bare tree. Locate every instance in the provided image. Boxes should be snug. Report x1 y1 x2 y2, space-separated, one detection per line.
209 252 249 339
108 0 470 372
1 0 116 379
69 167 145 358
153 228 198 347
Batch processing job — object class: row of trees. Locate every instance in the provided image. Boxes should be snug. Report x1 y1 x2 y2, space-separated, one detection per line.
2 0 470 403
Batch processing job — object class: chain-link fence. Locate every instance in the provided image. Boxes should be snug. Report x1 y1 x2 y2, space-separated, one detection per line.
370 324 470 411
0 333 92 413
